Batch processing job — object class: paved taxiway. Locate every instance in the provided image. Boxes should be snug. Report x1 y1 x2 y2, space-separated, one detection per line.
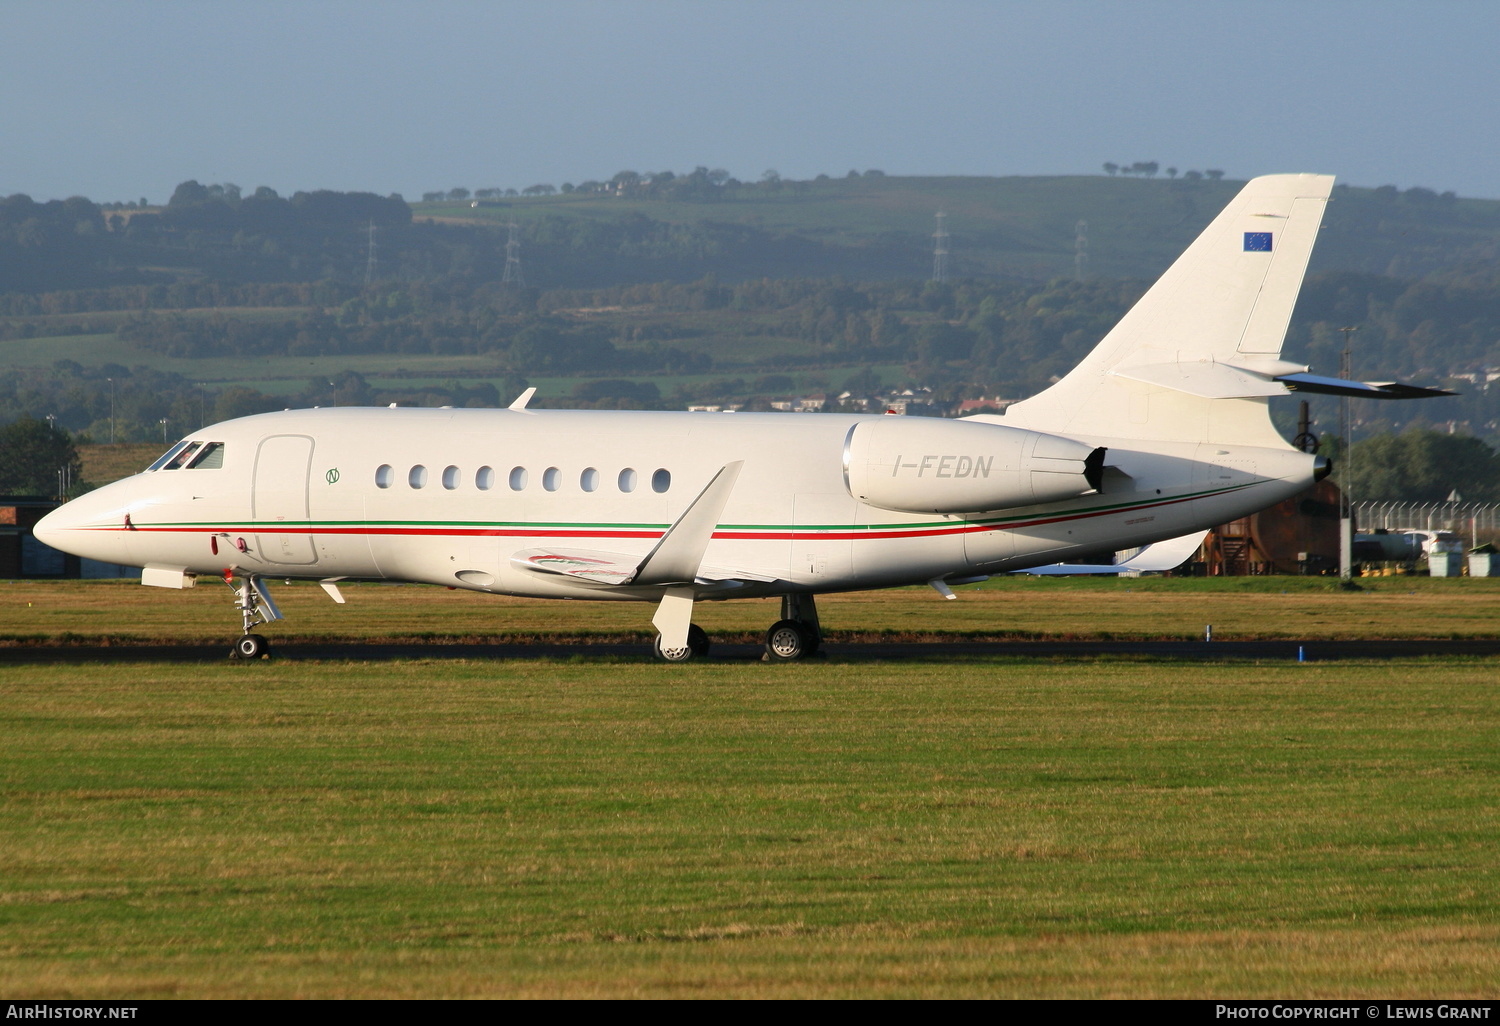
5 639 1500 664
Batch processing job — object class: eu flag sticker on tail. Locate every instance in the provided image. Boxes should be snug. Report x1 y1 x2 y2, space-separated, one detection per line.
1244 232 1273 252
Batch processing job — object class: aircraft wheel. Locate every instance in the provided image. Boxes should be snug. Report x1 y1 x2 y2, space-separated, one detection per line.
764 619 813 662
687 623 711 658
233 633 270 660
653 634 695 662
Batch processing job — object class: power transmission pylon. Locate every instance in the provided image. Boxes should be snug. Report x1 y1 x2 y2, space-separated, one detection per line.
931 211 949 283
365 221 377 286
1074 220 1089 280
502 221 525 287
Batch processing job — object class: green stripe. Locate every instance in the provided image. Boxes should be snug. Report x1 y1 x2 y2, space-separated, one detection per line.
132 481 1254 534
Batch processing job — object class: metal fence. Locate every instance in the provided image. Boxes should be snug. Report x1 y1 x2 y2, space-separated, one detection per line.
1353 501 1500 546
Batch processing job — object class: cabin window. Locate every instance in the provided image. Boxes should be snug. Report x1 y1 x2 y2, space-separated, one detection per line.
618 468 637 492
509 467 528 491
580 467 599 492
543 467 561 492
652 468 671 493
442 465 460 490
409 465 428 489
147 440 192 472
476 466 494 490
162 442 202 470
375 464 394 488
187 442 224 469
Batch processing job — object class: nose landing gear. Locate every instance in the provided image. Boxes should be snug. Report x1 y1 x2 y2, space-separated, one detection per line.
234 633 270 659
223 570 283 659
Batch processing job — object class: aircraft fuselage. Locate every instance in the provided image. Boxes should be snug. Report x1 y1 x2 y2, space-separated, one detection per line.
40 406 1315 600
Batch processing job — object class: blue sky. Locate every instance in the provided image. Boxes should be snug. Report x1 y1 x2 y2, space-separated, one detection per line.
5 0 1498 202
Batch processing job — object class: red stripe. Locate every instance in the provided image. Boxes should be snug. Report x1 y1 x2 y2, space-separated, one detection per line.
90 489 1215 542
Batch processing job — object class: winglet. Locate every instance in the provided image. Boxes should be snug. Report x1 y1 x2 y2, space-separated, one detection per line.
508 387 537 410
634 461 744 586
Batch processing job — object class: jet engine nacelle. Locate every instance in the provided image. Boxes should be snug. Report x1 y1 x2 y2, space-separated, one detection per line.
843 417 1104 514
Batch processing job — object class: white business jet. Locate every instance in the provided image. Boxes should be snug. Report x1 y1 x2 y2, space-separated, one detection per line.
35 174 1435 661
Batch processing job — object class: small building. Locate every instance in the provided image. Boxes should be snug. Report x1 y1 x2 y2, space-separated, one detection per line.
0 495 135 578
0 496 75 577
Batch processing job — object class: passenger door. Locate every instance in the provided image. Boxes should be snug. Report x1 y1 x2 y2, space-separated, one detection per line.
253 434 318 565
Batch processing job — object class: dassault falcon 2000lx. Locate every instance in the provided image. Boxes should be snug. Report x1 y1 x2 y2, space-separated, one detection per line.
34 174 1450 661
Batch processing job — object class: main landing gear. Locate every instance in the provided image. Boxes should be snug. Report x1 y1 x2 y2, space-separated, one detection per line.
763 593 822 662
653 623 711 662
223 570 283 660
649 594 824 663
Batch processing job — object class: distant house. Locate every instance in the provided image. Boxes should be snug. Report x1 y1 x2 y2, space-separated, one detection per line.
955 398 1017 416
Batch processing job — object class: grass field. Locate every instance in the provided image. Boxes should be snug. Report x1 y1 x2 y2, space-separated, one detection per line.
1 655 1496 997
4 580 1498 997
6 576 1500 648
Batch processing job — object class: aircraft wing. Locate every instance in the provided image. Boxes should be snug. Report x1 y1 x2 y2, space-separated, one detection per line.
1016 530 1208 575
511 548 641 583
696 563 780 584
510 461 753 590
510 548 780 587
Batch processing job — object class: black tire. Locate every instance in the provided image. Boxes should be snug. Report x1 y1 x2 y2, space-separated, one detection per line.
687 623 711 657
234 634 269 660
764 619 812 662
653 634 695 662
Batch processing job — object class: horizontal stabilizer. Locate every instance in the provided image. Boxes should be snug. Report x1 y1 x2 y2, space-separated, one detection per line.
1016 530 1208 575
1113 360 1289 399
1276 373 1456 400
1110 360 1456 403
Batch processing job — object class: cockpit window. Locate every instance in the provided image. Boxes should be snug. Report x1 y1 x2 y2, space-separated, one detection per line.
147 440 192 472
187 442 225 469
162 442 202 470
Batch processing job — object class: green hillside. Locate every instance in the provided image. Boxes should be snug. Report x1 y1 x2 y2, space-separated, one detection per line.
5 173 1500 456
6 173 1499 295
418 174 1500 283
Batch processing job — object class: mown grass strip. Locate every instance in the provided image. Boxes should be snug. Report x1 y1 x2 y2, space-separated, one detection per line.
1 657 1495 997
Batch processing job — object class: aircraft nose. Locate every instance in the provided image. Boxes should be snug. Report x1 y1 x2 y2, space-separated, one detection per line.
33 478 138 561
33 502 78 550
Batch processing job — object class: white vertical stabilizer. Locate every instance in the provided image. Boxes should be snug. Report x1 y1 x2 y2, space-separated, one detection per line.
1001 173 1334 448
